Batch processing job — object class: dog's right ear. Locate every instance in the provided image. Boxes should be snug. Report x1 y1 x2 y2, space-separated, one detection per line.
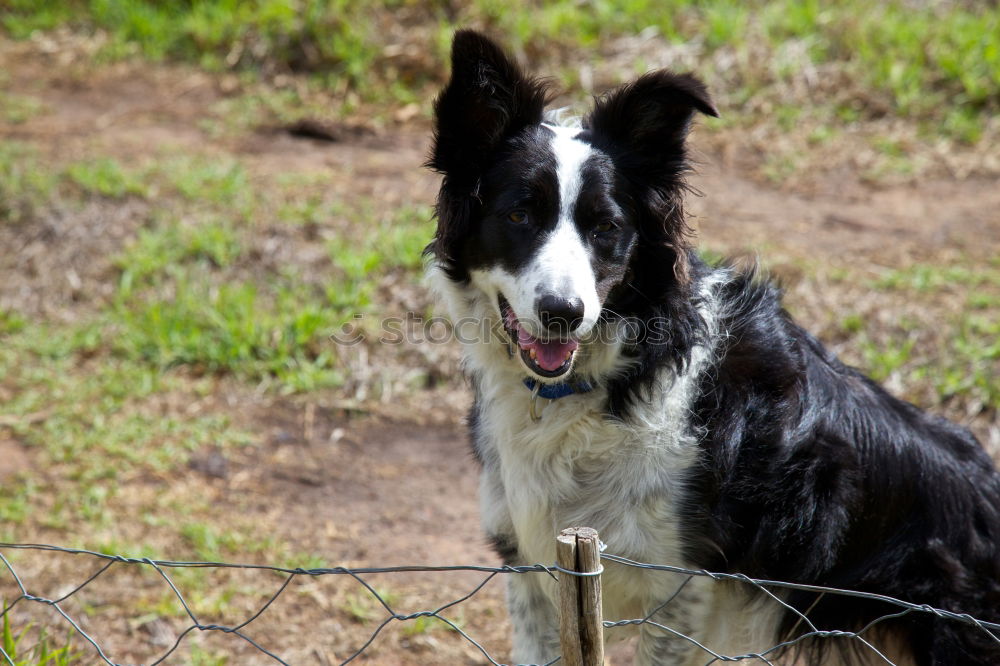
427 30 549 189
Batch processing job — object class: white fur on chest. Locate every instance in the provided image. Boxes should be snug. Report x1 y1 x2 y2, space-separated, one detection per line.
427 261 726 631
478 373 705 626
477 365 701 565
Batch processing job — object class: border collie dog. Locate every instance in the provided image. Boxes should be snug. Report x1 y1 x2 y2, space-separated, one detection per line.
426 30 1000 665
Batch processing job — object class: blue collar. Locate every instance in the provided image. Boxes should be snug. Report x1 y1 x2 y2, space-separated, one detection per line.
523 377 594 400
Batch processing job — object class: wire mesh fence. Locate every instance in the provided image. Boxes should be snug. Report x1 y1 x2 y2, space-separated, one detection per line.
2 540 999 665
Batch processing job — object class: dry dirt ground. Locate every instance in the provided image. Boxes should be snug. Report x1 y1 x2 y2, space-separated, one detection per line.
1 40 998 665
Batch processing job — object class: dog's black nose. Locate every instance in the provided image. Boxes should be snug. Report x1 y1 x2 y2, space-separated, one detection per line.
537 295 585 334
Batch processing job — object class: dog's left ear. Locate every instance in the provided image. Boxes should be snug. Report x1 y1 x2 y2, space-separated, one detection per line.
585 70 717 178
586 72 716 289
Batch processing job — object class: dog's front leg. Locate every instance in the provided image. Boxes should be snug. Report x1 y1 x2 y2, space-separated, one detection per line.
507 572 560 665
634 576 710 666
479 467 560 664
636 623 698 666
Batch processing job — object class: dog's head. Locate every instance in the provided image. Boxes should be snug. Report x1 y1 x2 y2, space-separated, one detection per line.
427 30 716 383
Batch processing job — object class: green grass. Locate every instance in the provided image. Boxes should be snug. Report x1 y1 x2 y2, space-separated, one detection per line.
111 273 345 391
189 644 229 666
873 263 1000 293
180 522 277 561
65 158 148 199
90 152 424 392
937 316 1000 407
401 612 465 637
0 142 57 224
154 155 252 208
116 216 243 294
0 336 252 529
106 199 432 392
327 203 434 308
1 93 45 125
847 260 1000 410
0 308 27 335
2 0 391 101
3 1 997 141
342 586 399 624
860 336 916 383
1 607 77 666
0 136 434 408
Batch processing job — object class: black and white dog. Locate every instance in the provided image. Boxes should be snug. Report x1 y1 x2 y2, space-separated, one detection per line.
426 31 1000 665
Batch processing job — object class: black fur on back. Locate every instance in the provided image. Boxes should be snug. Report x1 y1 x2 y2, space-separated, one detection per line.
427 30 1000 665
674 261 1000 664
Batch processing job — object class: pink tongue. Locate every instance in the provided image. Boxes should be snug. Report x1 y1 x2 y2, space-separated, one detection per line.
517 328 579 372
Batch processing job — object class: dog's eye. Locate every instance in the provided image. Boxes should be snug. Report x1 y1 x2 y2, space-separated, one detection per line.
508 210 528 224
594 221 617 235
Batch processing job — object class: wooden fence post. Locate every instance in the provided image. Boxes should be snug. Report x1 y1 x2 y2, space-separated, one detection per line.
557 527 604 666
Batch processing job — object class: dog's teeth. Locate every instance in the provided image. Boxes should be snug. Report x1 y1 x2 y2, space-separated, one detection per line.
529 348 537 360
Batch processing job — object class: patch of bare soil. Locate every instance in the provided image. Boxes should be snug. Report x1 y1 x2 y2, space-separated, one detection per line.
688 168 1000 262
0 437 32 482
218 408 505 664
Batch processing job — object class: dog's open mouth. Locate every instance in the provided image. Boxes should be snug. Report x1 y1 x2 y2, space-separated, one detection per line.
498 294 578 378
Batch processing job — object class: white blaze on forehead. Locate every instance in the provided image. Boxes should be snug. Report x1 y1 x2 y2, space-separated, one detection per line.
525 124 600 336
468 124 603 341
547 124 594 220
